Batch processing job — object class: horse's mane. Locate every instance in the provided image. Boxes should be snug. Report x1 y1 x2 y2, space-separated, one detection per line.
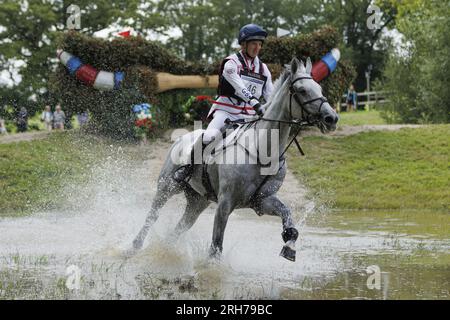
265 67 291 106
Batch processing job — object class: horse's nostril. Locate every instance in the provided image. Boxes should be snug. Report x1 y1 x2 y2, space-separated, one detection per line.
324 115 334 124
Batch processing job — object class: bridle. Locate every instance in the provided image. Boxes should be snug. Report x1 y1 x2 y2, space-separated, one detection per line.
241 75 328 126
287 76 329 126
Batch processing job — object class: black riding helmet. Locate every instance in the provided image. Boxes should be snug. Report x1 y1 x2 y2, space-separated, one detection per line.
238 24 268 45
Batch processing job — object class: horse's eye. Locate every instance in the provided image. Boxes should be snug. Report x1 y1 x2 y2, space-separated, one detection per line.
299 89 307 96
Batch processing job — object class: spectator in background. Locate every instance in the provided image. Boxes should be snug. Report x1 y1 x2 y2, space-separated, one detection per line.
41 105 53 131
0 118 8 135
16 107 28 132
53 104 66 130
346 84 357 112
77 111 89 127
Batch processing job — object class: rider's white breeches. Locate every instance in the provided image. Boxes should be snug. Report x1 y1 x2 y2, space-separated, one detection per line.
203 110 253 143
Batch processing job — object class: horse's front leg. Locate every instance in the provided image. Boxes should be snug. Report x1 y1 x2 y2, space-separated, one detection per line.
251 195 299 261
209 195 235 259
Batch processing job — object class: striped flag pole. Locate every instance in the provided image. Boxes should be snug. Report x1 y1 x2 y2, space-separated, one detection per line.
311 48 341 82
57 49 124 91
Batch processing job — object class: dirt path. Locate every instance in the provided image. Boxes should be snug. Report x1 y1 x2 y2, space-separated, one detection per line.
0 124 424 145
300 124 424 137
0 130 50 144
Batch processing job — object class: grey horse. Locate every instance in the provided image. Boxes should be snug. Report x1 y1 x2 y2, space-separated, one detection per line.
132 57 338 261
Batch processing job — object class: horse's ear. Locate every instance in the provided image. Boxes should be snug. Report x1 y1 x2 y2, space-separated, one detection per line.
290 57 300 75
305 57 312 74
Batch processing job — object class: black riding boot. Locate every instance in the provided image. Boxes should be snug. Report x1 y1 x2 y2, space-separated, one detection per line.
173 164 193 182
173 137 208 182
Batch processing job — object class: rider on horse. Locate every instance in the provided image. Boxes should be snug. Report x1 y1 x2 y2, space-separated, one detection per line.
174 23 274 182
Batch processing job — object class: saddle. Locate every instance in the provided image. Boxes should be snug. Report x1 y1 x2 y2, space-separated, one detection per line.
219 118 253 151
187 119 249 201
186 118 286 202
220 118 244 136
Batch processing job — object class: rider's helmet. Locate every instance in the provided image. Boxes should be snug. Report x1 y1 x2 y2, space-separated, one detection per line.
238 24 268 45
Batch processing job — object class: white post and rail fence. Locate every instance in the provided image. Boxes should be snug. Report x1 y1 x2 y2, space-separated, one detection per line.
337 91 390 112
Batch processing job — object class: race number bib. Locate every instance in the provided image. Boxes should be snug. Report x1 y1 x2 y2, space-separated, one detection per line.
240 70 267 100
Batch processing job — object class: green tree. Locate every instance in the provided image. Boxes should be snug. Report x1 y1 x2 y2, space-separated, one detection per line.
156 0 322 61
378 0 450 123
157 0 396 91
308 0 396 91
0 0 168 119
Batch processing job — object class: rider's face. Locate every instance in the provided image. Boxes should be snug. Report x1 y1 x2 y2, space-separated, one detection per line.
245 40 263 58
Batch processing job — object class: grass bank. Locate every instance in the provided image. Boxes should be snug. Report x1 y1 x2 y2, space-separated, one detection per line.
291 125 448 211
0 131 112 217
337 109 387 126
290 125 449 238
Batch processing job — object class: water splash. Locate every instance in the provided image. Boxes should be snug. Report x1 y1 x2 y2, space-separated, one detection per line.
0 141 447 299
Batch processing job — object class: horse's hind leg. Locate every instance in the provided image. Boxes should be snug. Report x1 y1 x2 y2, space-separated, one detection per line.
251 195 299 262
132 176 182 250
168 187 209 241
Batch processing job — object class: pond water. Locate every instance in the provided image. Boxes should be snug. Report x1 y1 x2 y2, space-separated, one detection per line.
0 143 448 299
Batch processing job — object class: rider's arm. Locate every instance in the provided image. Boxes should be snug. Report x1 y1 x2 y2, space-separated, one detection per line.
222 59 253 103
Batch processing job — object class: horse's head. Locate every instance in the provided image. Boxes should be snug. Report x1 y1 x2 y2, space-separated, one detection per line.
287 57 339 133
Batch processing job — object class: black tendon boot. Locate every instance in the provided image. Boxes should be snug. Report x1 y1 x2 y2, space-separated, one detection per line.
173 136 208 182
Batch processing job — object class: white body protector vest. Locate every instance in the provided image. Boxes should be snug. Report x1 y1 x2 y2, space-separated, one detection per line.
208 51 273 118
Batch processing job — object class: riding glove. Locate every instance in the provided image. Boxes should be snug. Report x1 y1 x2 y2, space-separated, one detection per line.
249 98 264 116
